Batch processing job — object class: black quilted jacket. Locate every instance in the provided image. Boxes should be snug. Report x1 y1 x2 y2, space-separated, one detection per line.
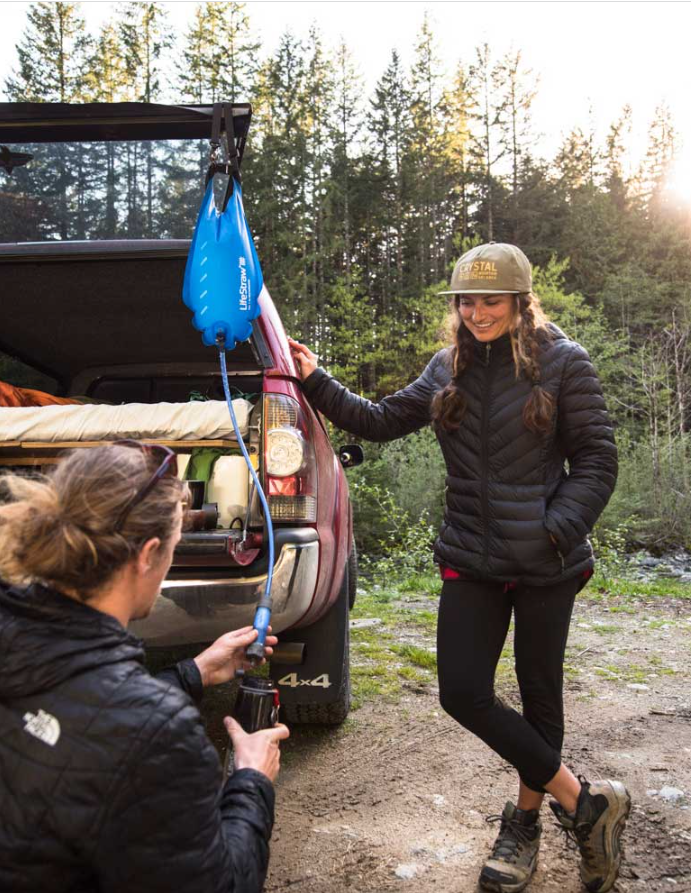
0 581 274 893
303 327 617 584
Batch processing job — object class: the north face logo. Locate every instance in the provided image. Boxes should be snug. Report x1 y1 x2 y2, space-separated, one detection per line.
23 709 61 746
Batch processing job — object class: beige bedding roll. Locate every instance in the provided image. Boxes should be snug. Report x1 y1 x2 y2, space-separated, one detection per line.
0 399 253 443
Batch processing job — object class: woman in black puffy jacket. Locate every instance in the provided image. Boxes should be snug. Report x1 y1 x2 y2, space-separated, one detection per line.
289 243 630 893
0 442 288 893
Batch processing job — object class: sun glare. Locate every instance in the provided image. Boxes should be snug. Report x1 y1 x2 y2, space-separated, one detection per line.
664 155 691 204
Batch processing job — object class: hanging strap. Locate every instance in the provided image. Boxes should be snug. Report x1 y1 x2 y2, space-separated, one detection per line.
205 103 241 209
210 103 223 159
223 102 241 183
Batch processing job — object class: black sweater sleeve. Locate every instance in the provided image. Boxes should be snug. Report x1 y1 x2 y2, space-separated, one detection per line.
93 700 274 893
301 352 444 442
156 658 204 705
545 344 618 555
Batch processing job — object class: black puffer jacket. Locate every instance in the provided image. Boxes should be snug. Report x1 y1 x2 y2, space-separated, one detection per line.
0 581 274 893
303 327 617 584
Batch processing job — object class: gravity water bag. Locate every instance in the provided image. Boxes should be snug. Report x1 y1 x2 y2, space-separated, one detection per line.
182 177 263 348
182 103 273 664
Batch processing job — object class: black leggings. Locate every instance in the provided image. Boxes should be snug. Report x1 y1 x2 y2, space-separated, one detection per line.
437 576 581 793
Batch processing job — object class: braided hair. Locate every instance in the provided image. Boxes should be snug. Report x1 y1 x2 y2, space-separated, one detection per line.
431 292 555 435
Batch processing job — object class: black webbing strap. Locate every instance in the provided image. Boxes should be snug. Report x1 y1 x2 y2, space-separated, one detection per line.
205 103 241 206
223 102 241 183
210 102 223 155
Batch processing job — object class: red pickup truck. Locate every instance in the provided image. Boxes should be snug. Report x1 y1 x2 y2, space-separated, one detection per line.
0 102 361 723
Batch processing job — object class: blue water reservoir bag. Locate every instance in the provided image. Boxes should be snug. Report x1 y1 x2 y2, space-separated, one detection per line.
182 177 263 348
182 103 273 665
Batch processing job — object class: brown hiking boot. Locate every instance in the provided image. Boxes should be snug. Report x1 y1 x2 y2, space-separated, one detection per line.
550 778 631 893
479 801 541 893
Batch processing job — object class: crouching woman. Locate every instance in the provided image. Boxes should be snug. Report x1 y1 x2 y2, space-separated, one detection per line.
0 443 288 893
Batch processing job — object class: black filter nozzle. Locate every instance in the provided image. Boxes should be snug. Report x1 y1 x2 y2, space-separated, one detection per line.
245 640 266 665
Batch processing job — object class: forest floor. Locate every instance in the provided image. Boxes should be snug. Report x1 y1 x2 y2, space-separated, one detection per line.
199 573 691 893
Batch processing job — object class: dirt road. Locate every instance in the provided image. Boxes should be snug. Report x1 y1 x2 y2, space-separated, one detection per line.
201 580 691 892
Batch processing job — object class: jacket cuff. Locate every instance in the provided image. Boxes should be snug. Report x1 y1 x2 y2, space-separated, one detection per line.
222 767 276 814
156 658 204 705
301 367 329 397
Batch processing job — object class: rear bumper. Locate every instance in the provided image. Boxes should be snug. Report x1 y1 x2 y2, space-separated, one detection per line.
130 528 319 646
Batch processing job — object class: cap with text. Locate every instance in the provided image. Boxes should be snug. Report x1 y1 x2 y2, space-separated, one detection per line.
439 242 532 295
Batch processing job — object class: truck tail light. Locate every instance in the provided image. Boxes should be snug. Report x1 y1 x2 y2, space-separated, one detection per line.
263 394 317 522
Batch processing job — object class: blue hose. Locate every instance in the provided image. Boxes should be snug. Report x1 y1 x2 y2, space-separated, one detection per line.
218 346 274 658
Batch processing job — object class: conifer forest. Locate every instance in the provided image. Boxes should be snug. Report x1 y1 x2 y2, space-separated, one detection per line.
2 2 691 554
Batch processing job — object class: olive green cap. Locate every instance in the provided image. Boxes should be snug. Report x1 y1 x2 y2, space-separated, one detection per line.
439 242 532 295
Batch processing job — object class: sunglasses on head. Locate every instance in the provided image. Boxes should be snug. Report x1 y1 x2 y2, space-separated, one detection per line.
112 440 178 532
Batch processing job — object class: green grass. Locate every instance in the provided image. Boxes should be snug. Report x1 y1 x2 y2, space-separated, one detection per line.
591 623 621 635
348 581 440 707
589 573 691 600
347 563 691 710
397 571 442 594
592 660 678 684
391 643 437 671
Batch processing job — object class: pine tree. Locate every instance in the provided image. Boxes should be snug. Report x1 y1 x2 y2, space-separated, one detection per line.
495 49 538 241
302 25 335 338
408 14 447 285
5 1 92 102
604 105 632 210
84 23 129 237
178 2 258 103
118 2 173 237
368 50 412 300
330 39 362 287
468 42 506 241
639 104 677 215
250 32 309 338
220 2 260 102
440 63 475 250
5 2 94 240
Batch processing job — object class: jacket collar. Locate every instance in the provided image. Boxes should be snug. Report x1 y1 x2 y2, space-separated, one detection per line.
0 580 145 700
471 332 513 362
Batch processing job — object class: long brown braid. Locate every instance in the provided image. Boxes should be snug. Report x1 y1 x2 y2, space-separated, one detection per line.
431 292 555 435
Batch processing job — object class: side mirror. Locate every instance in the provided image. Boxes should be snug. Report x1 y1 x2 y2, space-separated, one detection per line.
338 443 364 469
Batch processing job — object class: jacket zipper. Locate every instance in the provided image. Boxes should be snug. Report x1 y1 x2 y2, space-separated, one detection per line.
481 342 493 575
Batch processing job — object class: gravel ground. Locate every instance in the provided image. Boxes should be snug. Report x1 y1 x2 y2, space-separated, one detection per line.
193 582 691 893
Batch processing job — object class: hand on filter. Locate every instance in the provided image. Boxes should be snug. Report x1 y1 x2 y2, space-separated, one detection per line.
225 717 290 783
194 627 278 687
287 337 318 381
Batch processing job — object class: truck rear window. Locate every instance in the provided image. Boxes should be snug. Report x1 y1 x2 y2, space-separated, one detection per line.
0 139 209 244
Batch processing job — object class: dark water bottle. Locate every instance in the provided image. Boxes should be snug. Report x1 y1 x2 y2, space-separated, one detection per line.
222 675 280 780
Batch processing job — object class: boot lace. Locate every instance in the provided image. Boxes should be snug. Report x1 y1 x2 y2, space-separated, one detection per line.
554 819 596 863
554 777 597 864
486 814 534 865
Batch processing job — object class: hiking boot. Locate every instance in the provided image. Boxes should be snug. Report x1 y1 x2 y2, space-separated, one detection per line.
550 778 631 893
479 802 542 893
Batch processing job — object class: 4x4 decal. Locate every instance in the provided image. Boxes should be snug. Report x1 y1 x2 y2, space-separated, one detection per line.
277 673 332 689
